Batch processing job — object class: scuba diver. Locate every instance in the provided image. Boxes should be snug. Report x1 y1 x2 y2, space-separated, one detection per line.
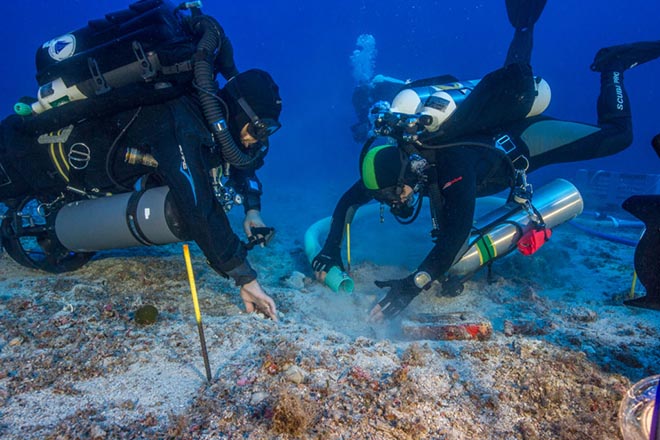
311 0 660 321
349 34 408 143
0 0 282 320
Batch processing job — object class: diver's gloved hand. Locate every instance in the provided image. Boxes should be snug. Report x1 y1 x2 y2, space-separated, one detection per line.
505 0 547 30
369 275 421 322
311 248 344 273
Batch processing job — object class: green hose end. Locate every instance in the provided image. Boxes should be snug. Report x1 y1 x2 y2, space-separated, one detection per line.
14 102 32 116
325 266 354 293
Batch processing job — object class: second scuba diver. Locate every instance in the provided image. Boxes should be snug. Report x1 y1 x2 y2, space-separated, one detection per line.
312 0 660 321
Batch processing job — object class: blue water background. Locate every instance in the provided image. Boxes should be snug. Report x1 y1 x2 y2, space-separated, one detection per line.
1 0 658 192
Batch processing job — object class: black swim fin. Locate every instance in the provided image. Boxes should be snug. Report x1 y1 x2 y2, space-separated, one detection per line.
622 194 660 311
652 134 660 159
591 41 660 72
505 0 547 30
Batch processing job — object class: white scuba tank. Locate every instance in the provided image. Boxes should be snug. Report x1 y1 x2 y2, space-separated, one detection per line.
390 77 551 133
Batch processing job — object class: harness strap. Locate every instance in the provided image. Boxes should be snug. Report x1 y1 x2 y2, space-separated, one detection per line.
161 60 193 75
494 134 528 171
46 128 70 183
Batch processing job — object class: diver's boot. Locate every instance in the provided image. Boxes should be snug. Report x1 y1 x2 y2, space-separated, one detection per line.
591 41 660 72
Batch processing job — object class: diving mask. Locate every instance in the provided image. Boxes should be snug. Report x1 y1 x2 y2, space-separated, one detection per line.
247 117 281 144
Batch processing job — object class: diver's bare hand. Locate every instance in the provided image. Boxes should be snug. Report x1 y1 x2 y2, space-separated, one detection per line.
243 209 266 235
240 279 278 322
314 270 327 284
243 210 266 240
368 303 385 323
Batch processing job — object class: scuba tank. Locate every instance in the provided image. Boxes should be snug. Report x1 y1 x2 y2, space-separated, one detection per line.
54 186 186 252
389 75 551 134
18 0 259 170
448 178 583 278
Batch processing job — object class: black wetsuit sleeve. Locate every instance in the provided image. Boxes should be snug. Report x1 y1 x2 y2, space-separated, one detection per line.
133 96 256 286
228 168 262 213
417 151 478 283
322 180 374 251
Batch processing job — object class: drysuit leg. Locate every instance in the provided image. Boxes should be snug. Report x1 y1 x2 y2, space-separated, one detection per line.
511 70 633 171
504 0 547 66
432 63 537 141
505 28 534 66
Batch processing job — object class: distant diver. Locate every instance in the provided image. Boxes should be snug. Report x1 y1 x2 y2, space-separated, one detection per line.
622 134 660 311
349 34 408 143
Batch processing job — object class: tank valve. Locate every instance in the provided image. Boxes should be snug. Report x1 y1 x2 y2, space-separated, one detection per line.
125 147 159 168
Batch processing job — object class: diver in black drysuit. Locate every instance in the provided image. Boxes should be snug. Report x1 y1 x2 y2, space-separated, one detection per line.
0 3 281 320
312 0 660 320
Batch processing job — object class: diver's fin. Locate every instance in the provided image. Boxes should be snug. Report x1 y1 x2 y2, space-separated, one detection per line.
624 296 660 311
652 134 660 159
622 195 660 312
591 41 660 72
405 74 460 89
623 194 660 225
505 0 547 30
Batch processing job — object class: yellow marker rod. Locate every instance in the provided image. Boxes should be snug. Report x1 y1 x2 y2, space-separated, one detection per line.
630 271 638 299
346 223 352 273
183 244 212 383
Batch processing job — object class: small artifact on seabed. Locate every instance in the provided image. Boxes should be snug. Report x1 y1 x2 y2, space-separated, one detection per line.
134 305 159 325
401 312 493 341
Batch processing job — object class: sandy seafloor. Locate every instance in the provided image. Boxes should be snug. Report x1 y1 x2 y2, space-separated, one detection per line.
0 179 659 440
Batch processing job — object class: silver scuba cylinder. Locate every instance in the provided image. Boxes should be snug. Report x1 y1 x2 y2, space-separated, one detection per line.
390 77 551 133
54 186 184 252
448 178 583 278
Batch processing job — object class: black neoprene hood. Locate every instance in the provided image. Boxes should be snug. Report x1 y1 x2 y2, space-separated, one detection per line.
220 69 282 137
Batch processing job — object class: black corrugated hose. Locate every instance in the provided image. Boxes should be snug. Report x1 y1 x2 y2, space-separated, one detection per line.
189 14 257 168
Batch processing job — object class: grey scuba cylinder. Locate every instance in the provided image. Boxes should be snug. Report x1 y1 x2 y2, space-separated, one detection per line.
448 178 583 278
390 76 551 133
27 0 196 116
54 186 185 252
31 54 164 115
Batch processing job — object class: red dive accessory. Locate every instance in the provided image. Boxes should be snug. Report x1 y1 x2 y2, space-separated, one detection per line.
517 227 552 255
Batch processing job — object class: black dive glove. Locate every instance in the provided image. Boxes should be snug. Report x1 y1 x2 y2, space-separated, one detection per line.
311 247 343 273
375 275 422 319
